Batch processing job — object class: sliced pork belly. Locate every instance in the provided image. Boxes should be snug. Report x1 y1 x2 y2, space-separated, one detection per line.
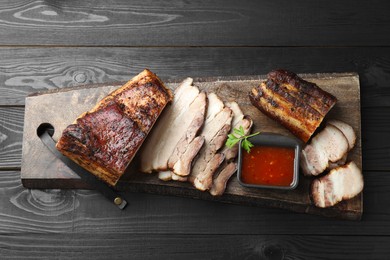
168 92 207 176
314 125 348 163
192 117 232 191
311 161 363 208
301 124 349 176
219 102 253 161
194 153 226 191
210 162 237 196
170 136 205 177
209 102 253 196
328 119 356 151
189 93 233 190
139 78 206 175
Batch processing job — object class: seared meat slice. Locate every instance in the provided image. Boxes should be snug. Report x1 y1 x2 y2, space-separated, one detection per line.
249 69 337 142
139 79 206 174
210 102 253 196
170 136 205 177
194 153 226 191
189 94 233 190
210 162 237 196
219 102 253 161
168 93 207 176
56 69 173 186
328 119 356 151
301 124 349 176
311 161 363 208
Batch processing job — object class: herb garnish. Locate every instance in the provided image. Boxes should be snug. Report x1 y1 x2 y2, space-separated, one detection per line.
225 126 260 153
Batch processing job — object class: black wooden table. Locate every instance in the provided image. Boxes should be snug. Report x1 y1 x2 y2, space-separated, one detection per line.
1 1 390 259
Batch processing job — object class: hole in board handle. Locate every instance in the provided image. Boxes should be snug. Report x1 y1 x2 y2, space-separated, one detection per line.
37 123 55 137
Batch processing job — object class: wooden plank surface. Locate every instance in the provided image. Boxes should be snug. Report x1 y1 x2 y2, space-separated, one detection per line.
20 73 362 220
0 0 389 46
1 234 389 259
2 170 390 235
1 47 390 107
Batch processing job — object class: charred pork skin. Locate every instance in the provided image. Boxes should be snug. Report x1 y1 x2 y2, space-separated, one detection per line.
249 69 337 143
56 69 173 186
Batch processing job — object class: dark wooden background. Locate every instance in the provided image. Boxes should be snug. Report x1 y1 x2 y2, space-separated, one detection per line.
1 0 390 259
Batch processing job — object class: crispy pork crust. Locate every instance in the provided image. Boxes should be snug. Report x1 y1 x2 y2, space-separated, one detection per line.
56 69 173 186
249 69 337 142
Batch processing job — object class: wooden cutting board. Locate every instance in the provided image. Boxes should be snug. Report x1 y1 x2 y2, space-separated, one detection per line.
21 73 362 220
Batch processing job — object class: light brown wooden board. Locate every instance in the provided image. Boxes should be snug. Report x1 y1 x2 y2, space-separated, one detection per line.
21 73 362 220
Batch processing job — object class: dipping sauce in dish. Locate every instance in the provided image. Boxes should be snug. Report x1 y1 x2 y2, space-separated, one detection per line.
241 146 295 187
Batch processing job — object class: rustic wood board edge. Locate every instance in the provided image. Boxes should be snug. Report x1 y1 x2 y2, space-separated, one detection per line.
21 177 361 221
21 72 362 220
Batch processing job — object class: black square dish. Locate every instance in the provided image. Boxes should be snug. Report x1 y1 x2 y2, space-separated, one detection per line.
237 133 300 190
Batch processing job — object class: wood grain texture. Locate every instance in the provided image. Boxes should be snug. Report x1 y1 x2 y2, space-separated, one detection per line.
0 171 75 233
1 47 390 106
0 107 24 169
1 234 389 259
0 0 389 46
1 170 390 235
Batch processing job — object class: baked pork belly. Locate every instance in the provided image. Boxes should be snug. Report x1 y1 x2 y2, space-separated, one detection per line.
301 120 357 176
209 162 237 196
249 69 337 143
311 161 363 208
139 78 207 180
327 119 356 151
210 102 253 196
301 124 349 176
190 93 233 191
56 69 173 186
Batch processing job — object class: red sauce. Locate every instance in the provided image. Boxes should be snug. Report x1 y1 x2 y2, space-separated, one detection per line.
241 146 295 187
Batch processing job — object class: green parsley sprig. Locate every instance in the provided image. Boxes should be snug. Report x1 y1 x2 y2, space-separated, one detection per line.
225 126 260 153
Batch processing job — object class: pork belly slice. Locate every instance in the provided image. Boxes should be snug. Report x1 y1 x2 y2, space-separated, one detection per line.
219 102 253 161
301 124 349 176
249 69 337 143
170 136 205 177
194 153 225 191
209 102 253 196
311 161 363 208
189 94 233 190
168 93 207 176
328 119 356 151
210 162 237 196
139 78 207 174
56 69 173 186
192 120 232 191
